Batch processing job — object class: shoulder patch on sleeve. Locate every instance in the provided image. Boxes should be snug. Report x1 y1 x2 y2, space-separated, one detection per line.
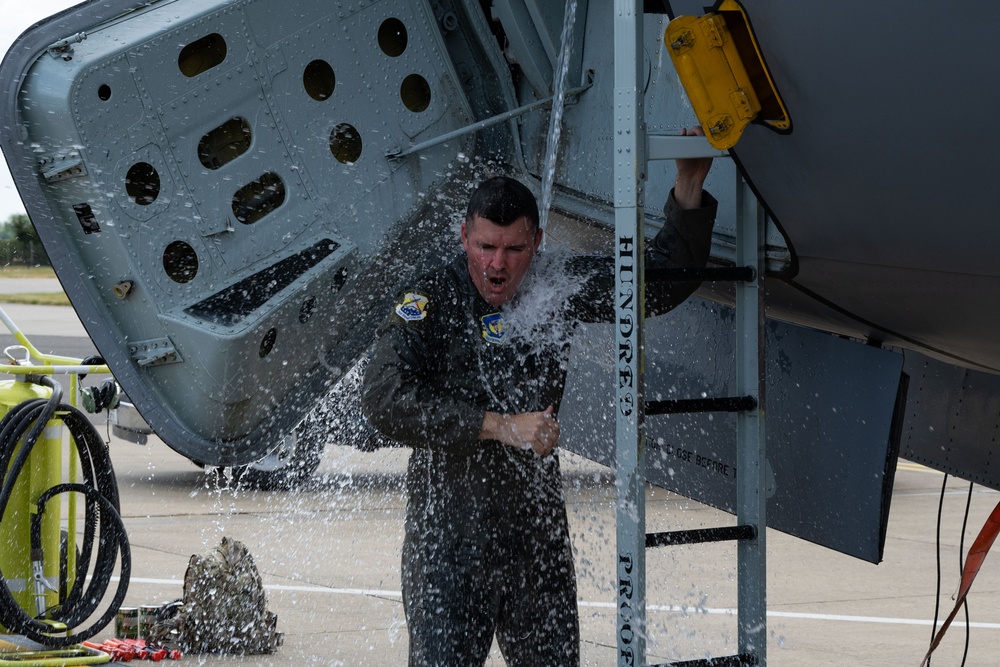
480 312 505 345
395 292 429 322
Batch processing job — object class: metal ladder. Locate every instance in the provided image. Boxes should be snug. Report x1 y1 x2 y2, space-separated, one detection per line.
613 3 767 666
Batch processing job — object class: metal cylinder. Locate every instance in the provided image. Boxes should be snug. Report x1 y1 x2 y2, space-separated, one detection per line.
0 380 63 623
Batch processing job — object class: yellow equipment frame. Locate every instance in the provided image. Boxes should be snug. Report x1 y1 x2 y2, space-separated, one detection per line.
0 307 111 666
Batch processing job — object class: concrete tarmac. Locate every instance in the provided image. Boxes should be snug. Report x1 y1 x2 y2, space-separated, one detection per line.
0 278 65 294
5 302 1000 666
106 444 1000 667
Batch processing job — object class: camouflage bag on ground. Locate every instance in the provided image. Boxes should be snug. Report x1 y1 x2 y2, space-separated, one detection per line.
148 537 281 653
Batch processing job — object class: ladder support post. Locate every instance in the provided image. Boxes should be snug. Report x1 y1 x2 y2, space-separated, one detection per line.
614 2 647 666
614 7 768 666
735 173 767 664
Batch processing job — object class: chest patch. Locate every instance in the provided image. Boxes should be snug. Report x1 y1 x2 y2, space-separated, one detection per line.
395 292 429 322
481 312 505 345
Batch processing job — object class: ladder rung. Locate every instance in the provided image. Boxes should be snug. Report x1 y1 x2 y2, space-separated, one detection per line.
651 654 757 667
646 396 757 415
646 525 756 548
647 266 755 283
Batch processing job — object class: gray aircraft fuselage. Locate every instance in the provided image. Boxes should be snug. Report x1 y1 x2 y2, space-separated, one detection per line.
2 0 998 531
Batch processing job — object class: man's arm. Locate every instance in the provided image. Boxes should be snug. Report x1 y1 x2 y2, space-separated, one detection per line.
363 329 562 457
361 303 485 457
645 125 718 315
672 125 714 209
561 126 717 323
361 295 562 458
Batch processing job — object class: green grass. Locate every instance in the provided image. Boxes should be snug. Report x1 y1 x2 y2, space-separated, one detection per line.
0 266 69 306
0 293 71 306
0 266 57 279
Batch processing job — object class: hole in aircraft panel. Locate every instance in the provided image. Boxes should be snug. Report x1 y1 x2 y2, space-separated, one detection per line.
178 33 227 78
259 328 277 357
163 241 199 283
125 162 160 206
198 117 252 169
299 296 316 323
185 240 339 325
303 60 336 101
232 173 286 224
98 84 112 101
329 124 362 164
73 203 100 234
401 74 431 112
378 18 407 57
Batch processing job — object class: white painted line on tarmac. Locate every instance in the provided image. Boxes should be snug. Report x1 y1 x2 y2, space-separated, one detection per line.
268 584 402 598
765 610 1000 629
124 577 402 599
123 577 1000 629
895 490 1000 498
578 601 1000 628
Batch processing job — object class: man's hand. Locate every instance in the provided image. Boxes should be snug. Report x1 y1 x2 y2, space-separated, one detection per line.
480 406 561 457
674 126 714 209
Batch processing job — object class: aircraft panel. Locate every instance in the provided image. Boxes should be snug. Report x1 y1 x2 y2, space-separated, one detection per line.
5 0 1000 499
719 1 1000 371
901 353 1000 490
2 0 476 464
560 298 905 563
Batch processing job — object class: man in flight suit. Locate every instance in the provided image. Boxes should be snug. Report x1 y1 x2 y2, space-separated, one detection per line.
361 128 716 666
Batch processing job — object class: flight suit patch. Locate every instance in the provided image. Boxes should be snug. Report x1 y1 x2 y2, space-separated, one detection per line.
481 312 505 345
396 292 429 321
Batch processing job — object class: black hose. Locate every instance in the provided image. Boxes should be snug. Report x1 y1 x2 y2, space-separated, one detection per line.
928 472 949 666
958 481 974 667
0 376 130 646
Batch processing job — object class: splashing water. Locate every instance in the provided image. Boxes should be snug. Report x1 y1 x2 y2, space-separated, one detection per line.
503 252 584 347
538 0 579 235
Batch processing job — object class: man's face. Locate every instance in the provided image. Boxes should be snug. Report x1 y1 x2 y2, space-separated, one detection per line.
461 214 542 307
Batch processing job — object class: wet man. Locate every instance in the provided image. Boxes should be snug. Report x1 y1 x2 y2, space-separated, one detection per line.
361 129 716 666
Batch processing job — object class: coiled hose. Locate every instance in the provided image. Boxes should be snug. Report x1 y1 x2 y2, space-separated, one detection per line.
0 375 130 645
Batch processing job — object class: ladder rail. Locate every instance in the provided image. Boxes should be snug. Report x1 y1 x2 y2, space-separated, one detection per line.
613 2 648 666
735 172 767 663
613 5 767 667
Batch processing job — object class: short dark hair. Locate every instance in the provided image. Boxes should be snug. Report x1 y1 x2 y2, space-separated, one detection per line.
466 176 539 229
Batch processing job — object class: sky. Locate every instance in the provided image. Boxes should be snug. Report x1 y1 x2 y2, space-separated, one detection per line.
0 0 82 222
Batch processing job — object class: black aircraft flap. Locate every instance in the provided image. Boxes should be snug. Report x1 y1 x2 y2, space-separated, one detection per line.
560 297 905 564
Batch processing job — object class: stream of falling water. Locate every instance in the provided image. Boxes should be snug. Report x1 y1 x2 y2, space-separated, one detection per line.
537 0 579 235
